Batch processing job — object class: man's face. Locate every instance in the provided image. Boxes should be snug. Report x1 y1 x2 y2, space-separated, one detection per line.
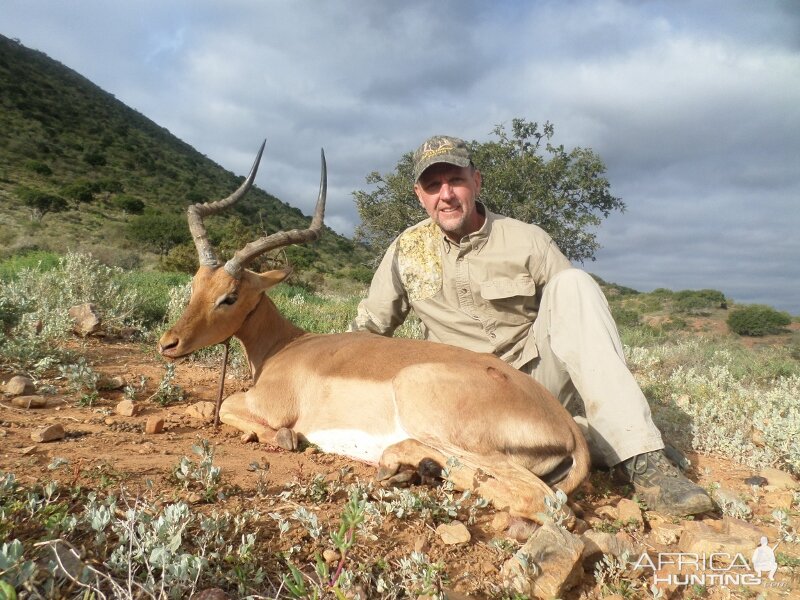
414 163 483 242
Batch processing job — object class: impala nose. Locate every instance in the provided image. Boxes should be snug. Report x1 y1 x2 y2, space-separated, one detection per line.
158 335 179 356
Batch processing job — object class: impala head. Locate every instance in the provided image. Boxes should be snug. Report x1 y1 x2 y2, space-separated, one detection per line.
158 141 326 359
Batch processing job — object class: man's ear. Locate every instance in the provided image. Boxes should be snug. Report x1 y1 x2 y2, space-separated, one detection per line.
472 168 482 194
413 182 424 207
255 267 293 291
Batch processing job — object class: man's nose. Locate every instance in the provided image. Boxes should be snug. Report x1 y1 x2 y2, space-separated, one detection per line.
439 182 454 199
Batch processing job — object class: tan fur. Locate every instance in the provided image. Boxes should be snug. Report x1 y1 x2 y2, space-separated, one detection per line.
160 266 590 523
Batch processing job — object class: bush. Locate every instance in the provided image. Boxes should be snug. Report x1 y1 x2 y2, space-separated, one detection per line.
611 306 641 327
15 186 68 219
83 149 107 167
112 195 145 214
727 304 792 336
61 179 99 203
673 289 727 315
24 160 52 176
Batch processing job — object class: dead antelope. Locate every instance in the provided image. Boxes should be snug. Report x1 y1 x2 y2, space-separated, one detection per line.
158 141 590 523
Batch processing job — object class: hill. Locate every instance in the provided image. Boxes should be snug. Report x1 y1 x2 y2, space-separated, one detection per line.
0 34 372 282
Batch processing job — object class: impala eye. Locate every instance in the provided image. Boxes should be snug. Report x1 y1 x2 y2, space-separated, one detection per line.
216 293 238 307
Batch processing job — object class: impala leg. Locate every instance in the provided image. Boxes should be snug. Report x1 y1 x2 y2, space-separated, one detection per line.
378 439 572 526
219 392 297 451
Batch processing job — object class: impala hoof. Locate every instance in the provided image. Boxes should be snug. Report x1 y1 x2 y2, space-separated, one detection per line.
274 427 298 451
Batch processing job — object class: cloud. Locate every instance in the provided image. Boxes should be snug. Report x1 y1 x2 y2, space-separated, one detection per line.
1 0 798 312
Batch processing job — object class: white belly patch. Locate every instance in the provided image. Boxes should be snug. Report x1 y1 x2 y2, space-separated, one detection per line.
305 426 410 464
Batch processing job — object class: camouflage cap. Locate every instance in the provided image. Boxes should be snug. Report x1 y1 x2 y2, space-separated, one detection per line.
412 135 472 182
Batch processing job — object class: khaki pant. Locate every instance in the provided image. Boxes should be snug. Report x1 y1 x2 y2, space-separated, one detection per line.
524 269 664 466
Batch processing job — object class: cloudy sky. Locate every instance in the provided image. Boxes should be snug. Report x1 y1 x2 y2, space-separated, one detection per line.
3 1 798 313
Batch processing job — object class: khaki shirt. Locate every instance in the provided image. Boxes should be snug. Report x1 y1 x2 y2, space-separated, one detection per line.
350 205 572 369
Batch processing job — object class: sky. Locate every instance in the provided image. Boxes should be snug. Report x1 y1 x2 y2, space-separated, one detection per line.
3 0 799 313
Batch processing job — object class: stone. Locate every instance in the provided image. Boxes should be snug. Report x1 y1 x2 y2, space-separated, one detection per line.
414 534 430 553
580 530 635 568
10 395 48 408
4 375 35 396
649 522 684 546
722 516 767 544
145 417 164 434
501 523 584 598
190 589 230 600
678 521 756 559
436 520 471 545
617 498 644 528
760 467 798 490
185 401 216 421
115 400 138 417
31 423 65 443
744 475 768 487
240 431 257 443
322 549 340 564
68 303 102 336
97 375 126 390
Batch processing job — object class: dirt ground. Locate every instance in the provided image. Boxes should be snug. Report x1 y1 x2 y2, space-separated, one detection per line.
2 336 800 598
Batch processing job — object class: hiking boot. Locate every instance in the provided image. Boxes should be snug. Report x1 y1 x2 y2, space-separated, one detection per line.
614 450 714 516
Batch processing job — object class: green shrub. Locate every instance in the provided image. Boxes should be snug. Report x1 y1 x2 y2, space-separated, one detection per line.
61 179 99 203
83 149 106 167
15 186 68 219
117 270 190 325
24 160 52 176
112 194 145 214
673 289 727 315
611 306 641 327
727 304 792 336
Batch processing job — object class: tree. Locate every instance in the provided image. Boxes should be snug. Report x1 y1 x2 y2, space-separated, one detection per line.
127 210 190 257
353 118 625 263
15 186 68 221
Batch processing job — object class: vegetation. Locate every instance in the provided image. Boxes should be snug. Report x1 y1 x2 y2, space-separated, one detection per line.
0 251 798 596
354 118 624 263
727 304 792 337
0 34 371 281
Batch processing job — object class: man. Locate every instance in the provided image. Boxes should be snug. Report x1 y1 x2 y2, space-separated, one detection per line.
349 134 714 516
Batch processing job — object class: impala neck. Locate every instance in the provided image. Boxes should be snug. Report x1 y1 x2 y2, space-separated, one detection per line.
235 294 306 380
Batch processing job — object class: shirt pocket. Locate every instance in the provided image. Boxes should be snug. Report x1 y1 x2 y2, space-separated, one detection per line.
479 276 537 324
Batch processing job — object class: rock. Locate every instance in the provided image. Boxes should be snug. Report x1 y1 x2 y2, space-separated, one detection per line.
506 519 538 542
240 431 257 443
97 375 126 390
744 475 768 487
436 521 471 545
185 401 216 421
649 522 684 546
501 523 584 598
10 395 48 408
190 589 230 600
115 400 138 417
760 467 799 490
678 521 755 559
765 489 794 511
118 327 140 340
580 530 635 568
4 375 35 396
322 549 340 564
31 423 65 443
722 516 767 544
68 303 102 336
617 498 644 528
595 505 617 520
145 416 164 434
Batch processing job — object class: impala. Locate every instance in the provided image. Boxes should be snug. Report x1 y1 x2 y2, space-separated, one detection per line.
158 141 590 522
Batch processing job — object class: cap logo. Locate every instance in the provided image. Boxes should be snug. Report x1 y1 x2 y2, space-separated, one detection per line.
420 139 456 161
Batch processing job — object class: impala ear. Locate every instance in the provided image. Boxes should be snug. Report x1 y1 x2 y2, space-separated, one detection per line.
255 267 293 291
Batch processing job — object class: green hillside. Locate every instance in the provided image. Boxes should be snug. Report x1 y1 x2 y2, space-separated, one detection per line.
0 34 372 282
